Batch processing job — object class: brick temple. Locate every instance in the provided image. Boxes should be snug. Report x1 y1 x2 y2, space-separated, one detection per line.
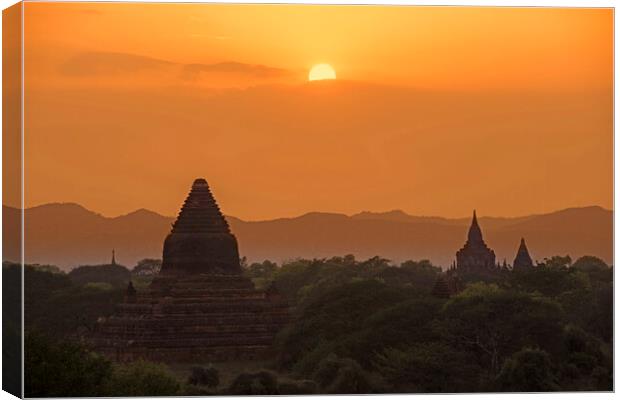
436 211 537 298
454 210 498 273
91 178 289 362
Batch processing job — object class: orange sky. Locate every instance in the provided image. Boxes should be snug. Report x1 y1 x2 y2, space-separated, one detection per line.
16 3 613 220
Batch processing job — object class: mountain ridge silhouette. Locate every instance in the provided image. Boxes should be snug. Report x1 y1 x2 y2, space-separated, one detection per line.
2 203 612 270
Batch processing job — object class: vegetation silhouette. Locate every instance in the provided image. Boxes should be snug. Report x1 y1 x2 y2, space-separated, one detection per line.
15 252 613 395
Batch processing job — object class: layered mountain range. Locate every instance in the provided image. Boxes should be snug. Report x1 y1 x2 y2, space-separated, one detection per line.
2 203 612 270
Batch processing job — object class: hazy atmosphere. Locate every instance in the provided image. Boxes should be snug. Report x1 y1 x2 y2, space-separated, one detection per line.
7 4 613 397
19 4 613 220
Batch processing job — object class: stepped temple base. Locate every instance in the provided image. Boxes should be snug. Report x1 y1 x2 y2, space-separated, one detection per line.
91 274 289 363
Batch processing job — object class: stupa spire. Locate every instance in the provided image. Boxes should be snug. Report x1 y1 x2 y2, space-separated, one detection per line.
513 237 534 269
467 209 484 244
111 249 116 265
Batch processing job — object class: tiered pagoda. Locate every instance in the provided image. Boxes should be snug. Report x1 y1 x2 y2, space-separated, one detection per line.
91 178 289 362
159 179 241 276
512 237 534 270
447 211 537 276
454 210 498 274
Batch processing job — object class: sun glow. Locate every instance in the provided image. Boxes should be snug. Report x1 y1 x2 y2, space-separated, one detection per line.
308 64 336 81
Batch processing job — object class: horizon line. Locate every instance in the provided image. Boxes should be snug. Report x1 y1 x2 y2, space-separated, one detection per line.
2 201 612 223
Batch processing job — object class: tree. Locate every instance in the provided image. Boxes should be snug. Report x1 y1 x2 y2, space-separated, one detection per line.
508 264 588 297
558 325 612 390
439 283 565 374
496 348 559 391
25 332 182 397
572 256 608 272
25 332 113 397
3 264 22 397
132 258 162 276
276 280 407 370
542 255 572 270
30 264 63 274
383 260 441 291
375 343 480 393
25 264 72 298
571 256 611 284
359 256 391 270
27 284 123 337
246 260 278 279
313 355 374 394
227 370 279 395
106 360 180 396
325 254 356 266
68 264 131 287
187 365 219 388
350 297 443 368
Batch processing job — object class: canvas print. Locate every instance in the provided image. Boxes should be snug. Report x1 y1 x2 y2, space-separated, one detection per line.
1 2 613 397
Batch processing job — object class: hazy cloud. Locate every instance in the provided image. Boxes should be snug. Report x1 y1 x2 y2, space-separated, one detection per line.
59 51 291 82
59 52 174 76
181 62 291 80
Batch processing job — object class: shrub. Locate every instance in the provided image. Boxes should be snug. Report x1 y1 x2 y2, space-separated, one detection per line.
278 379 317 394
181 384 218 396
25 332 112 397
105 360 180 396
187 365 219 388
227 370 279 395
313 354 374 394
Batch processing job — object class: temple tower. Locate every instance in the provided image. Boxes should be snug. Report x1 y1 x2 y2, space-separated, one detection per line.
513 237 534 270
455 210 497 273
91 178 289 362
111 249 116 266
161 178 241 275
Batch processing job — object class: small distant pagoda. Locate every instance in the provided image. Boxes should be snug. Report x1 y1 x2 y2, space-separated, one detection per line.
91 178 289 362
512 237 534 270
454 210 498 274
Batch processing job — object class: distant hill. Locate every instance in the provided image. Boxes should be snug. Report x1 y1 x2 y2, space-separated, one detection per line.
2 203 612 270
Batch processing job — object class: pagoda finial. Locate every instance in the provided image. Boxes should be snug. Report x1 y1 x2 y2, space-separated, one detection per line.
467 209 483 244
112 249 116 266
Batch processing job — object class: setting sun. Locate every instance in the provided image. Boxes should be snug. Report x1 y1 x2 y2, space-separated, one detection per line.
308 64 336 81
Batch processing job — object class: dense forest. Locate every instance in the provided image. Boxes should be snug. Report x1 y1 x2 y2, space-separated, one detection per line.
6 253 613 396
